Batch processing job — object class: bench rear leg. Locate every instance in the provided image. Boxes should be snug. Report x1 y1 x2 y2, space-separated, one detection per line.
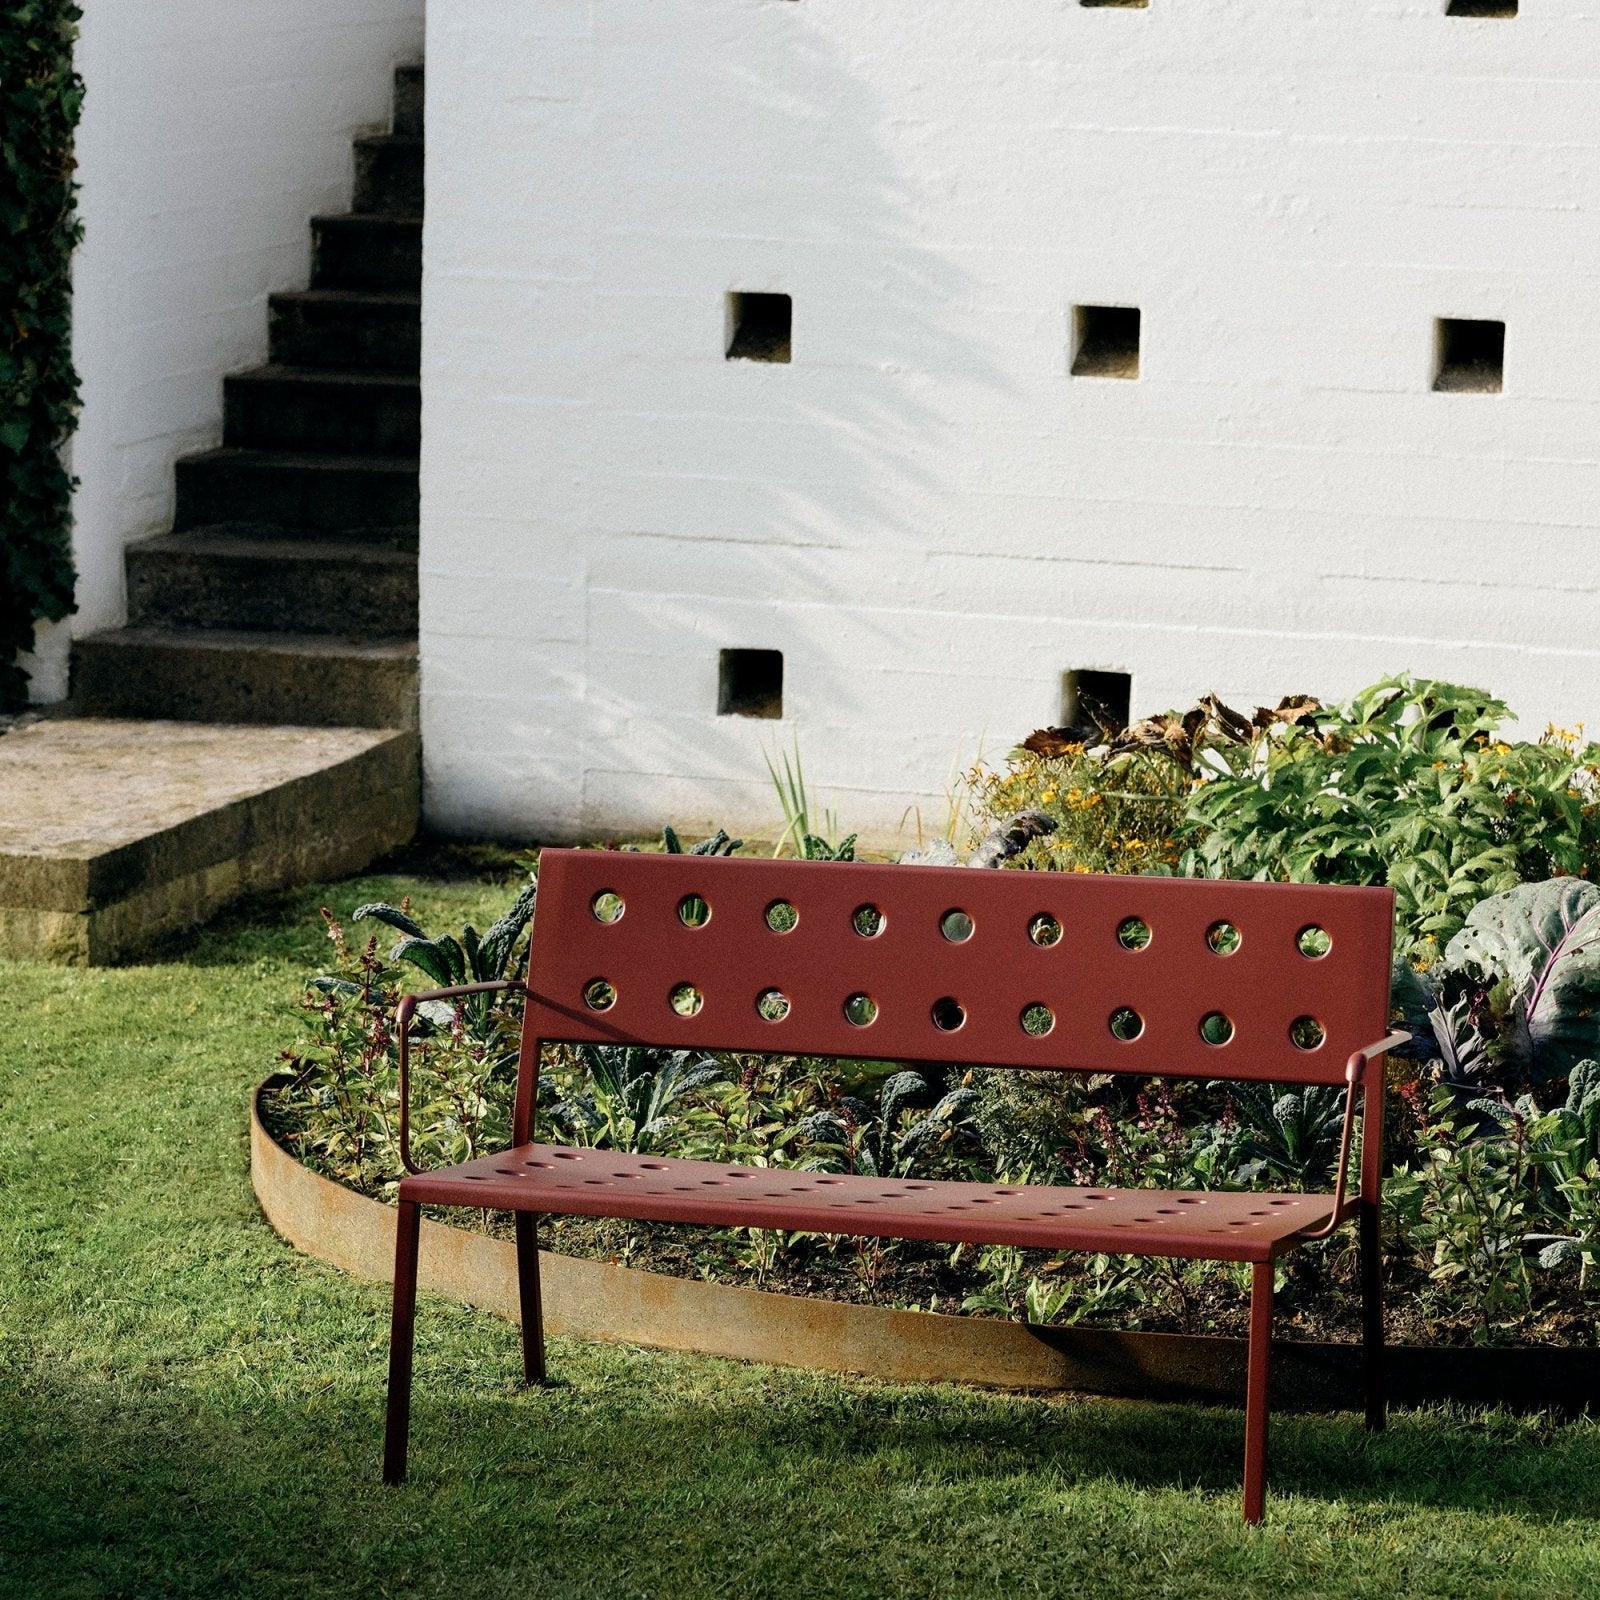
1243 1260 1274 1525
1360 1199 1386 1431
515 1211 547 1386
383 1198 422 1485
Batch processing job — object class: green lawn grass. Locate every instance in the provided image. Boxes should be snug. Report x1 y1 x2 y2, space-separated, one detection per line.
3 869 1599 1599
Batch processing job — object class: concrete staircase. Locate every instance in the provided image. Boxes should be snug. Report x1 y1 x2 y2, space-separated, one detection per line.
0 64 425 964
75 63 424 730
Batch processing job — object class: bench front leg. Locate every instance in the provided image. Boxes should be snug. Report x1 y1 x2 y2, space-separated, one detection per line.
1360 1198 1385 1431
1359 1042 1390 1431
1243 1259 1274 1525
383 1198 422 1485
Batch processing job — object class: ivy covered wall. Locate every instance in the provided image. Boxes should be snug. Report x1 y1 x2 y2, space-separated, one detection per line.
0 2 81 711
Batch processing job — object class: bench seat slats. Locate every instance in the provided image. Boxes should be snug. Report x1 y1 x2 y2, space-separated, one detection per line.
400 1143 1345 1264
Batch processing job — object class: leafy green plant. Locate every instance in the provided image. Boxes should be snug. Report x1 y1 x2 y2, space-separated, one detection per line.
662 826 743 857
544 1045 725 1154
962 1245 1146 1327
352 879 536 1052
1179 678 1600 960
1526 1060 1600 1285
1396 877 1600 1108
1 2 83 708
1406 1090 1537 1343
277 908 520 1196
797 1069 978 1178
1442 879 1600 1084
1201 1081 1349 1191
354 880 535 988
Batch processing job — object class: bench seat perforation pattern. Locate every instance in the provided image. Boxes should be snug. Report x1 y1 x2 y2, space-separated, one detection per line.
404 1144 1344 1263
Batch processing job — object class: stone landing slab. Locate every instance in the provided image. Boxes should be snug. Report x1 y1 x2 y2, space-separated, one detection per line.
0 719 418 964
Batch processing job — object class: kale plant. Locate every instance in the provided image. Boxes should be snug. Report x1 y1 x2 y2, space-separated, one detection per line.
798 1069 978 1178
543 1045 725 1154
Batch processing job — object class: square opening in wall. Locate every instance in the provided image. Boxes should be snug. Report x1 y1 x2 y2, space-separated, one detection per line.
1446 1 1516 16
1061 669 1131 735
718 649 784 719
726 293 792 363
1072 305 1140 379
1434 318 1504 393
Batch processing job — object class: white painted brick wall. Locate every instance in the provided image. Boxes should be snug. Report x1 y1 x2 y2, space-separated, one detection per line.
421 0 1600 848
25 0 424 701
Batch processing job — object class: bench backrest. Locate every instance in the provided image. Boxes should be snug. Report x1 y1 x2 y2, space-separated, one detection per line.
519 851 1394 1121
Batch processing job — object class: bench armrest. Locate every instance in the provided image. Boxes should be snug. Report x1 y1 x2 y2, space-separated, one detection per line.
1296 1030 1412 1242
395 980 527 1176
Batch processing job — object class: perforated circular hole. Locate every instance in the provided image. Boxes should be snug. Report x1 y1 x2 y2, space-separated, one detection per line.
765 899 798 933
940 909 974 943
677 894 711 929
1297 925 1332 959
1109 1007 1144 1042
1206 921 1241 956
591 891 624 924
1199 1011 1235 1046
1020 1002 1054 1037
1028 912 1062 948
582 978 617 1011
757 988 791 1022
1117 917 1152 951
1290 1015 1326 1051
669 983 704 1018
852 904 885 938
931 996 966 1032
844 992 878 1028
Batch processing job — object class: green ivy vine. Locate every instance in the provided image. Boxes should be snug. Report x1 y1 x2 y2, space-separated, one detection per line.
1 2 82 711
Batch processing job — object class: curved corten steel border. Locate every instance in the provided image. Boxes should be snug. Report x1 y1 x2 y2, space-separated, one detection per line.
251 1080 1600 1416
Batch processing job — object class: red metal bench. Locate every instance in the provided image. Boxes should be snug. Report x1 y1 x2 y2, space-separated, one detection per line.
382 848 1407 1522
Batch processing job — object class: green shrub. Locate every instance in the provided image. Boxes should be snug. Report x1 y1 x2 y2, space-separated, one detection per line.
968 676 1600 964
1179 677 1600 962
1 2 83 709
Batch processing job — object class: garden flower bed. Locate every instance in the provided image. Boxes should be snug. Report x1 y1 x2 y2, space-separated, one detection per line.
253 1072 1600 1414
270 678 1600 1357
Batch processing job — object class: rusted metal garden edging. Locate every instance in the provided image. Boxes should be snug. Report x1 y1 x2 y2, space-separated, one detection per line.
251 1079 1599 1416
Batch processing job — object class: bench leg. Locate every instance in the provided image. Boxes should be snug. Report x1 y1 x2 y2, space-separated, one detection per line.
1360 1199 1386 1431
1242 1260 1274 1525
383 1199 422 1486
515 1211 547 1386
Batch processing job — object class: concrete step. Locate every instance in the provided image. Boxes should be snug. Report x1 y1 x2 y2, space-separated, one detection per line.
72 629 419 729
174 449 419 536
394 63 424 137
312 213 421 293
0 717 418 964
354 134 423 215
268 289 420 373
223 366 419 459
126 531 417 636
